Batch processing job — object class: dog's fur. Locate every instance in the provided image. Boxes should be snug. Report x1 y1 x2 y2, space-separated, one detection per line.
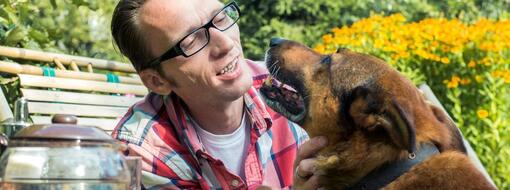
260 39 496 190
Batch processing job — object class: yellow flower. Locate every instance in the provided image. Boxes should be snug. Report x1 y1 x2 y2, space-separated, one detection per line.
504 75 510 83
460 78 471 85
492 71 503 77
323 34 333 44
447 81 459 88
314 44 326 54
482 57 492 66
468 61 476 68
477 109 489 119
451 76 461 83
475 75 483 83
440 57 450 64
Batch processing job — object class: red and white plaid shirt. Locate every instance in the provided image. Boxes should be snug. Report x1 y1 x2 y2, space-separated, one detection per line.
112 60 308 189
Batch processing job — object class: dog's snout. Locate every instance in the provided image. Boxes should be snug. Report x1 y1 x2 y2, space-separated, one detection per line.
269 37 285 47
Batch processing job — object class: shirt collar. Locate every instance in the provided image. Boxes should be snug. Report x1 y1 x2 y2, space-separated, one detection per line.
163 86 273 153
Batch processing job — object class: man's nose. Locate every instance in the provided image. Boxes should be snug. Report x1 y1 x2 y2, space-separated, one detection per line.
269 37 285 47
209 28 235 58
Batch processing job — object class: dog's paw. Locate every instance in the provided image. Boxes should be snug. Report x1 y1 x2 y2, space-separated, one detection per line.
316 155 340 173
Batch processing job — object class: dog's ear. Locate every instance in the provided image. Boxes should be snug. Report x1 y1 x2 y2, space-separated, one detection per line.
429 105 467 153
345 87 416 153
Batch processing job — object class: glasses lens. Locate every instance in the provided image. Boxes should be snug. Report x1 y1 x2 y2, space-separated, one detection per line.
213 4 239 31
179 27 209 56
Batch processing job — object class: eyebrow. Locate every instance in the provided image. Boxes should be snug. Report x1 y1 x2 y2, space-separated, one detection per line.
181 3 225 36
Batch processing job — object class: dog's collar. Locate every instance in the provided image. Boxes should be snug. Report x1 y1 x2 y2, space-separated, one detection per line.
348 143 439 190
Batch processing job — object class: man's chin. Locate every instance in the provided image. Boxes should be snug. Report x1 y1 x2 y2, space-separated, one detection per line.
218 78 253 101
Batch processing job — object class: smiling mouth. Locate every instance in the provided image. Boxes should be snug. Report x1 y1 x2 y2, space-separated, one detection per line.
260 76 307 124
216 58 238 76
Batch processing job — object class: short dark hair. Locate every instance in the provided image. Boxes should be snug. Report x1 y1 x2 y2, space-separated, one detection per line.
111 0 152 72
111 0 178 86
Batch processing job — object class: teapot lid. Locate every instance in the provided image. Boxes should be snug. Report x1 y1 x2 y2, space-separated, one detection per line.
11 115 114 141
12 124 113 141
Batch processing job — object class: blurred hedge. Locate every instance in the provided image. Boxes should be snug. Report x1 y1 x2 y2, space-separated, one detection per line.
232 0 510 59
4 0 509 62
0 0 118 60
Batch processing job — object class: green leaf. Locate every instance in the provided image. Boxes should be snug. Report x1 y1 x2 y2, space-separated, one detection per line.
0 5 18 24
29 29 48 43
50 0 58 8
71 0 89 7
4 25 26 44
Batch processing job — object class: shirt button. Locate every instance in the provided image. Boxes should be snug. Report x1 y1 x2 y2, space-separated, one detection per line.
231 179 239 187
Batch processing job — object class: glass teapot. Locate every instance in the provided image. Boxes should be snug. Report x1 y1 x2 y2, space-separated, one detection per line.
0 114 130 190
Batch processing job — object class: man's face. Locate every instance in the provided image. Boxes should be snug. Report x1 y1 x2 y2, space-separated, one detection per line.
139 0 252 103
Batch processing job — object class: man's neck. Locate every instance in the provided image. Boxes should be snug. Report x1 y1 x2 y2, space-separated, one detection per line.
184 96 245 135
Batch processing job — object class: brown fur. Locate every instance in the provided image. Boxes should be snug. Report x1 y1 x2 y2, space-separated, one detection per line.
264 40 495 189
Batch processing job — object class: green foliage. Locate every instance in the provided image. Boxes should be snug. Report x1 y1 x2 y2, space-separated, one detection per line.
232 0 510 59
0 0 119 60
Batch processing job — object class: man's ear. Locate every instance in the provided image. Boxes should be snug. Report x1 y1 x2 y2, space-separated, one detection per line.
139 69 173 95
346 87 416 153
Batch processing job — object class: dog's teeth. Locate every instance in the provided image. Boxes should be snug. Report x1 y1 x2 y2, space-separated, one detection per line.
265 76 273 85
264 79 271 86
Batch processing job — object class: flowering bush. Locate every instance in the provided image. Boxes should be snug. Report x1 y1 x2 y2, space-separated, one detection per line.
314 14 510 188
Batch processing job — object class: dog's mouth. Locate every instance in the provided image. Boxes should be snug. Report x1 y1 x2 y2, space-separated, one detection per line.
260 75 307 124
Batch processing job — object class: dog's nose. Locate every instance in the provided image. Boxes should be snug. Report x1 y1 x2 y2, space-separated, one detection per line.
269 38 285 47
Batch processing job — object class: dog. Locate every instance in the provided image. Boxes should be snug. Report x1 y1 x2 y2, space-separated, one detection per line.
259 38 496 190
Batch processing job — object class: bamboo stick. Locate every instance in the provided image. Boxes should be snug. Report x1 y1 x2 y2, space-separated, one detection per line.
19 74 147 96
0 46 136 73
70 61 80 72
53 59 67 70
87 63 93 73
0 61 142 85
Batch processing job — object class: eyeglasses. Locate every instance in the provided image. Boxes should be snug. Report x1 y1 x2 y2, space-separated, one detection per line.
140 1 241 71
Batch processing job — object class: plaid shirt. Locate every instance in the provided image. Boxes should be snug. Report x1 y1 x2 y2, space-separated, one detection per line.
112 60 308 190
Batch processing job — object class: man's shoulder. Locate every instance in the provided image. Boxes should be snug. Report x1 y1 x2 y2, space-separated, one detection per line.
111 93 172 144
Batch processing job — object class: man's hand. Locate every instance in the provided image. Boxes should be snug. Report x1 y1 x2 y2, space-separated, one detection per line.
293 136 328 190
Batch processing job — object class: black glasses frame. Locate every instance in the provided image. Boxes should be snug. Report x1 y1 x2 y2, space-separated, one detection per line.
140 1 240 71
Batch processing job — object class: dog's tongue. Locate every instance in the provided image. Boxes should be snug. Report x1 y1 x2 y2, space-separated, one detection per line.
262 75 300 100
264 76 290 90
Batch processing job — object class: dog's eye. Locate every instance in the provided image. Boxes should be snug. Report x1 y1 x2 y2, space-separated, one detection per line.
320 55 332 65
336 47 348 53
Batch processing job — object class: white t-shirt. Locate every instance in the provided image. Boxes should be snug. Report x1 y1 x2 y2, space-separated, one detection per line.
193 112 250 179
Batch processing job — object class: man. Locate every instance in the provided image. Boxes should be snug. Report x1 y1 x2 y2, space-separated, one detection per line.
111 0 326 189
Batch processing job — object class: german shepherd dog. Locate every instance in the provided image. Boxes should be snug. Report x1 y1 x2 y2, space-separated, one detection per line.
260 39 496 190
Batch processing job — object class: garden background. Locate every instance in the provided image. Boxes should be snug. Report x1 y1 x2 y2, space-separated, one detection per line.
1 0 509 188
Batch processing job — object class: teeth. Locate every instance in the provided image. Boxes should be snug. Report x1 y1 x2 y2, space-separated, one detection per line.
264 76 273 85
219 60 237 75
